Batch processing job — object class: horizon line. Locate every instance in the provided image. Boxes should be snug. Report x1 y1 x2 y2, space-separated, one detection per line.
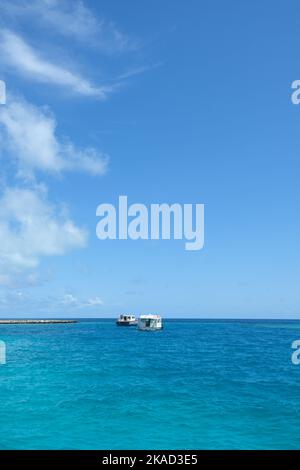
0 316 300 321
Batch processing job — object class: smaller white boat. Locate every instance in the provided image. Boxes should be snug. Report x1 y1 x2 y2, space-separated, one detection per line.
116 314 137 326
138 314 163 331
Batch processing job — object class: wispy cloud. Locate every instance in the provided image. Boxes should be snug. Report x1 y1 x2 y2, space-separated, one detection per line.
62 293 104 308
0 29 114 98
0 96 109 177
0 0 157 295
0 186 87 287
117 62 163 80
1 0 133 53
0 291 104 313
62 293 78 305
86 297 104 307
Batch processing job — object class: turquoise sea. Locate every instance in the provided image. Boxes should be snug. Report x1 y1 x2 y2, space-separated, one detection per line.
0 319 300 450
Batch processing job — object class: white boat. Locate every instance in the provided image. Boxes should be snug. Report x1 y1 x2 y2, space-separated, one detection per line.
116 314 137 326
138 314 163 331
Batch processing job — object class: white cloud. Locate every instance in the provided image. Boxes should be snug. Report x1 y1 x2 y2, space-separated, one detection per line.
0 97 109 176
0 29 114 98
31 0 101 42
0 186 87 286
87 297 104 307
61 293 103 308
1 0 131 52
62 293 78 305
118 62 163 80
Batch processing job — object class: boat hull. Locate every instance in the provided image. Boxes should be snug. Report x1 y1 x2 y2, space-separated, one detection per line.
138 326 163 331
116 321 137 326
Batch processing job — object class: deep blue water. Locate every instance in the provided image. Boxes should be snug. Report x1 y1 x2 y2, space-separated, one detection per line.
1 319 300 449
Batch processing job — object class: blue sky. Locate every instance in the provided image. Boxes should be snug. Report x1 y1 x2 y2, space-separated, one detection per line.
0 0 299 318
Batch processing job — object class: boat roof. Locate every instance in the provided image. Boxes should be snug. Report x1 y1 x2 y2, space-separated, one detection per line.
140 314 161 319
